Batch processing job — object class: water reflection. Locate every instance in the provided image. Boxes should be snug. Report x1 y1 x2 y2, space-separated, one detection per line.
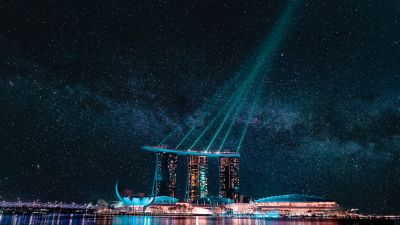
0 214 394 225
0 214 111 225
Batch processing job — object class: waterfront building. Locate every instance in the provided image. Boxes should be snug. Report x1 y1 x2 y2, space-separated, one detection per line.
192 196 234 205
157 152 178 197
227 194 342 217
219 157 240 202
188 155 208 202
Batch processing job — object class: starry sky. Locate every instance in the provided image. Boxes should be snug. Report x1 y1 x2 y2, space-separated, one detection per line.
0 0 399 214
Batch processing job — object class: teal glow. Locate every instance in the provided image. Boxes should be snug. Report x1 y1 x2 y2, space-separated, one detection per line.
205 0 301 152
205 63 258 151
235 0 301 152
115 181 126 203
204 62 260 151
129 2 301 209
186 70 244 126
215 78 256 151
237 89 260 152
255 194 332 203
207 74 258 151
175 126 195 149
266 211 281 218
218 104 243 152
158 131 175 146
237 73 265 151
142 146 240 158
205 88 245 151
150 0 301 154
153 196 179 204
187 86 243 151
192 196 234 205
115 181 155 207
199 162 208 198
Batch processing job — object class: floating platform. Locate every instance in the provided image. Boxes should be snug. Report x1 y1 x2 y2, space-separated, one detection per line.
142 146 240 158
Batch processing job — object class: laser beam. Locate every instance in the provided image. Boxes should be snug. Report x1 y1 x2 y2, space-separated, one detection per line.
158 130 175 146
175 126 195 149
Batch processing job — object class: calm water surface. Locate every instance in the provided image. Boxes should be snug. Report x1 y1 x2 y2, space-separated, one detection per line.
0 214 396 225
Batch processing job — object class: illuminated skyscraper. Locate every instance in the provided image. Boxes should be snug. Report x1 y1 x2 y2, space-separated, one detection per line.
219 157 240 202
188 155 208 202
157 153 178 197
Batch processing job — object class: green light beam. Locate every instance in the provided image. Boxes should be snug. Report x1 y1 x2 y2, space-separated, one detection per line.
217 101 244 152
202 50 264 152
187 93 238 151
186 0 301 152
237 71 266 152
175 126 195 149
205 74 257 151
236 0 301 152
207 39 269 152
236 94 260 152
205 92 242 151
187 78 250 151
158 130 175 146
219 84 259 151
188 70 245 123
178 65 251 151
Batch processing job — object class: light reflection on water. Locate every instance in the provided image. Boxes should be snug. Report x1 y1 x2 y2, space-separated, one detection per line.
0 214 395 225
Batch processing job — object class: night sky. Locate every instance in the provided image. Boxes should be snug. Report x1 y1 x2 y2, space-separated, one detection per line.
1 0 399 214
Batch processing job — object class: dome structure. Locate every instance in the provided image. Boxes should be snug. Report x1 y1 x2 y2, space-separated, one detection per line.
255 194 332 203
115 182 179 207
115 182 155 207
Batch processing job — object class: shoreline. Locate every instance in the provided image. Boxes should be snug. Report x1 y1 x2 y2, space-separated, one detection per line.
1 210 399 221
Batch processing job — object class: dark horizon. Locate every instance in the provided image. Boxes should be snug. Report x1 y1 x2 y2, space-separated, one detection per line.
0 0 399 214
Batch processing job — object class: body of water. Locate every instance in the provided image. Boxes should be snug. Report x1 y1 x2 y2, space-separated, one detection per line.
0 214 396 225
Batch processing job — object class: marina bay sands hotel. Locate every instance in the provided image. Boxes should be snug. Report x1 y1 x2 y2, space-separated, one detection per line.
143 146 240 203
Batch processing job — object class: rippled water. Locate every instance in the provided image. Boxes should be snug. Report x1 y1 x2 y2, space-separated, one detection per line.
0 214 396 225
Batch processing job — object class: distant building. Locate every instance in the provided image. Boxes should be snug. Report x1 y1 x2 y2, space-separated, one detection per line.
157 153 178 197
227 194 342 217
219 157 240 202
188 156 208 202
192 196 234 205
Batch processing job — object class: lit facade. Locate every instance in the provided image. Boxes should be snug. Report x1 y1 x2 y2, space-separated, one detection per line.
188 156 208 202
157 153 178 197
227 194 342 217
219 157 240 202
